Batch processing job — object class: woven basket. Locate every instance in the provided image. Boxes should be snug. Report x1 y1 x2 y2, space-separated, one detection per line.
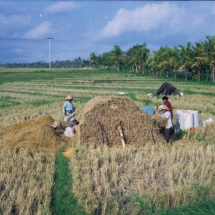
62 147 76 159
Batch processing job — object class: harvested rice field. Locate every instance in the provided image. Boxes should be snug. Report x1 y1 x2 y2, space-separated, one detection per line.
1 68 215 214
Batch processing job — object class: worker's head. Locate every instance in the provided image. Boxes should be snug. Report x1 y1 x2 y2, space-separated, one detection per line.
65 95 73 101
160 105 170 112
162 96 168 101
51 120 62 130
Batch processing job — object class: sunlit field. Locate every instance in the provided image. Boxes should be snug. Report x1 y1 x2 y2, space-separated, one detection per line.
1 68 215 214
0 149 55 215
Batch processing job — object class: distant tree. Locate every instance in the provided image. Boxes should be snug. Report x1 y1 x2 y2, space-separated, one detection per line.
110 45 125 71
203 36 215 82
126 43 150 73
90 52 100 67
178 42 194 81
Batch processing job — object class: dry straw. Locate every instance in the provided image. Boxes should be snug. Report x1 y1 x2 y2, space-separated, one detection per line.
79 96 166 147
70 143 215 214
0 115 72 152
62 147 77 159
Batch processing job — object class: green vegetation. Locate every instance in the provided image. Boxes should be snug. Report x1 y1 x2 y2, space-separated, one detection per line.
51 147 85 215
2 35 215 84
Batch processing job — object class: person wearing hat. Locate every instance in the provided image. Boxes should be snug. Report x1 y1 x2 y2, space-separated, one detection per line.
62 95 75 123
159 105 173 143
51 120 62 130
162 96 173 120
156 96 173 120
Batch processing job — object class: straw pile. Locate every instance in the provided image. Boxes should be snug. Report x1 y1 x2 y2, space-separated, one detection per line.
79 96 166 147
151 114 167 128
0 115 71 152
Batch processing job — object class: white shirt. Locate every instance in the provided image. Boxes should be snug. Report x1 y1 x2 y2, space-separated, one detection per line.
64 127 74 137
163 111 172 129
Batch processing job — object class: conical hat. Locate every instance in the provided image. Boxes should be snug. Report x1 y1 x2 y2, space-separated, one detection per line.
66 95 73 100
51 120 62 128
160 105 170 111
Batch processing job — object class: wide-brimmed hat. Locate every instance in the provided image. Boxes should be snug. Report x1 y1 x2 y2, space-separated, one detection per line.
66 95 73 100
51 120 62 128
160 105 170 111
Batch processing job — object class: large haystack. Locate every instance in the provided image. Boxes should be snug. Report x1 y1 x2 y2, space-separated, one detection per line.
79 96 166 147
0 115 71 152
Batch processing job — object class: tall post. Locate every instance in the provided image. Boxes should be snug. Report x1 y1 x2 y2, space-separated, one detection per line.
46 37 54 70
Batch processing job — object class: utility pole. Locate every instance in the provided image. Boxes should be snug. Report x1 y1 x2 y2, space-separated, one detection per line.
46 37 54 70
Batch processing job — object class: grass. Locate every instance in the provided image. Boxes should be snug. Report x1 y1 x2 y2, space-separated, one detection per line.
51 147 86 215
106 192 215 215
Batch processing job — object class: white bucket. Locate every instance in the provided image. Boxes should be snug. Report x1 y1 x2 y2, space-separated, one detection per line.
176 110 199 130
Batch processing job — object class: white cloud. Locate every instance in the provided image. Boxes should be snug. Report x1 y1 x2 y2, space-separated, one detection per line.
99 3 184 38
0 13 30 26
23 22 51 39
45 2 76 14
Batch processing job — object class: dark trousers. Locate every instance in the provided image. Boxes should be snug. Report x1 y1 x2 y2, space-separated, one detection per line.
165 128 171 143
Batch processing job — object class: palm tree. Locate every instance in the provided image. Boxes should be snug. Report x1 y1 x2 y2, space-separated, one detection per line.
126 43 150 73
191 42 208 81
152 46 169 77
110 45 125 71
90 52 99 67
203 36 215 82
169 47 180 78
178 42 194 81
100 52 112 69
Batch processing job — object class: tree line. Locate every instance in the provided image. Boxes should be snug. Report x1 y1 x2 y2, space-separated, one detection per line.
2 35 215 82
0 57 90 69
90 36 215 82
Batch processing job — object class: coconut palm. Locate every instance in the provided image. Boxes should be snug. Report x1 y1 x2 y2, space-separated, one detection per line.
126 44 150 73
178 42 194 81
152 46 170 77
169 47 180 78
110 45 125 71
90 52 100 67
203 36 215 82
191 42 209 81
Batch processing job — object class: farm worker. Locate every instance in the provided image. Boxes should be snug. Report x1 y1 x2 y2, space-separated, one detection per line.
62 95 75 123
162 96 173 120
159 105 173 143
64 119 79 137
142 106 155 115
157 105 164 114
156 96 173 120
51 120 62 130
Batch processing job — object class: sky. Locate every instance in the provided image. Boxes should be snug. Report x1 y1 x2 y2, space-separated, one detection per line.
1 0 215 63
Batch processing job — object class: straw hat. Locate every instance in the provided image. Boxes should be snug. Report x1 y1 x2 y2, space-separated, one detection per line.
160 105 170 111
158 105 163 111
51 120 62 128
66 95 73 100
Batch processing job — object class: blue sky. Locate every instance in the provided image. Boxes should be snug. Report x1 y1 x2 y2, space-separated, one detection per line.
1 1 215 63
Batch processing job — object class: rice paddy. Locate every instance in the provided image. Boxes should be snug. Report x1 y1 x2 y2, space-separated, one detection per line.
1 68 215 214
